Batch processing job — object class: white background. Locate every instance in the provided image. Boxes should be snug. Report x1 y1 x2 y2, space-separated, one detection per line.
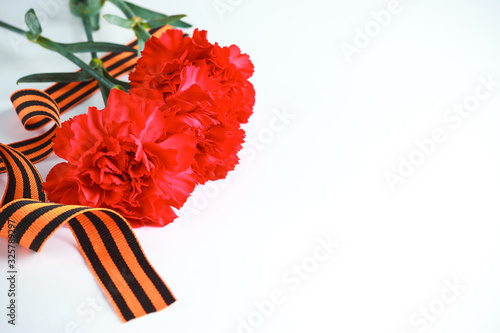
1 0 500 332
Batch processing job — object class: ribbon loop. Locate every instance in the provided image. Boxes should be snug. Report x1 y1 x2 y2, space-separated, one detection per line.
0 90 60 174
0 143 46 206
11 89 61 130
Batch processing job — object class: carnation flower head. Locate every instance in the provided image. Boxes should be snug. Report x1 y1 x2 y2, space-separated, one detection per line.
44 29 255 227
43 89 197 227
130 29 255 184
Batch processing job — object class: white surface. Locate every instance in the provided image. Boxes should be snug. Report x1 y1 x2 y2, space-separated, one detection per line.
1 0 500 332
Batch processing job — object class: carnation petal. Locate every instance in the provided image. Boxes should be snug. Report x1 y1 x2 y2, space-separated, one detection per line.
228 44 254 79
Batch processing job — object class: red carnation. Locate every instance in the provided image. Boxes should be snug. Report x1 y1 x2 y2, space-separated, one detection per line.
130 29 255 184
43 89 197 227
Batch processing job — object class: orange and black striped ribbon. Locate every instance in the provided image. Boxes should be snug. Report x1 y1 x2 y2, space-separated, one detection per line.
0 26 177 322
0 142 176 321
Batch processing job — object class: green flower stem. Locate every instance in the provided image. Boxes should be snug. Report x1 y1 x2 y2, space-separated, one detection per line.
89 59 111 102
82 16 98 59
103 69 131 90
0 21 28 35
82 16 110 104
107 0 151 44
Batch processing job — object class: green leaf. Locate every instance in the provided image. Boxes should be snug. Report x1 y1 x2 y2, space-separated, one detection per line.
103 14 135 29
60 41 136 53
166 15 188 23
106 0 151 41
144 15 191 29
123 1 166 20
170 19 192 28
17 71 93 84
89 13 100 30
24 9 42 40
121 1 192 28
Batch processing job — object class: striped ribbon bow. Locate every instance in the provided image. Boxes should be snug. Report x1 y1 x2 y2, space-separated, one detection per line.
0 26 176 322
